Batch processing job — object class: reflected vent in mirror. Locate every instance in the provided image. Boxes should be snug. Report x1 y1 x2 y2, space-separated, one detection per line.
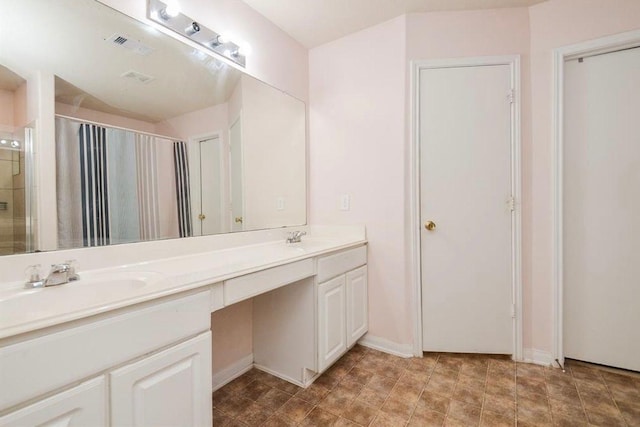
120 70 156 84
105 33 154 56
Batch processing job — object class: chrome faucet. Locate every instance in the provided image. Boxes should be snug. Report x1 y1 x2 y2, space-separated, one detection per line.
25 261 80 288
286 230 307 244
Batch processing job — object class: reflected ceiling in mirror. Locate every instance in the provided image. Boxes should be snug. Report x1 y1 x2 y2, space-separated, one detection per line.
0 0 306 254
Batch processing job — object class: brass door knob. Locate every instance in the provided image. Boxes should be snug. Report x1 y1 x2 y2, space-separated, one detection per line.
424 221 436 231
235 217 243 224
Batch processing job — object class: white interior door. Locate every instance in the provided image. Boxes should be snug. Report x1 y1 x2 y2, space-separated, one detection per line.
229 117 244 232
563 46 640 372
420 64 514 354
199 136 223 235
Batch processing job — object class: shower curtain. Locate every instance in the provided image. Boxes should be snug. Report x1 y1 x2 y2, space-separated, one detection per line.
56 117 192 248
173 141 192 238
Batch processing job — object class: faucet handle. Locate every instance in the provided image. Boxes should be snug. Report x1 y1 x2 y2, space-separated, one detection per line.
65 259 80 281
25 264 45 288
50 263 71 273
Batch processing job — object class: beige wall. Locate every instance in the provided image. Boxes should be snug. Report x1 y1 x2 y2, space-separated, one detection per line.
0 90 15 129
310 16 409 346
310 1 640 357
241 75 306 231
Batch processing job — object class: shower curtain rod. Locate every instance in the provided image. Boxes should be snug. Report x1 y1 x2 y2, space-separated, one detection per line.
55 114 183 142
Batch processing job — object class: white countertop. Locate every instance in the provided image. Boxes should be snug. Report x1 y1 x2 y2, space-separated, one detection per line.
0 233 366 340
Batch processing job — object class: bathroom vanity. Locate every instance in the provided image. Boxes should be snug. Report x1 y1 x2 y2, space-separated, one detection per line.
0 227 368 426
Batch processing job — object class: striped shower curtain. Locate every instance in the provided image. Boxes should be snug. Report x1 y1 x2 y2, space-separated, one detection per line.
173 141 192 238
56 117 192 247
78 124 110 247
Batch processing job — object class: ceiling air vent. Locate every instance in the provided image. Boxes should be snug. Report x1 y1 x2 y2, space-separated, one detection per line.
121 70 156 84
105 33 154 56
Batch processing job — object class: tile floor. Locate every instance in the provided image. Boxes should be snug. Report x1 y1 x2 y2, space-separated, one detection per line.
212 345 640 426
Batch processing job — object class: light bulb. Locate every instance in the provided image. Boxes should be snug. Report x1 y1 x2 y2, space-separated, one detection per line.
164 0 180 18
217 35 229 44
11 140 19 148
238 42 252 56
0 139 7 145
163 0 181 17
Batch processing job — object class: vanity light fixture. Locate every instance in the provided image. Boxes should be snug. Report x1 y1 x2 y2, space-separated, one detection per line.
159 0 181 19
184 21 200 36
148 0 247 67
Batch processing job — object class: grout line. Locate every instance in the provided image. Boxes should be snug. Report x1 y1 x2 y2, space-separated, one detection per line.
511 362 516 426
598 370 630 427
569 364 594 426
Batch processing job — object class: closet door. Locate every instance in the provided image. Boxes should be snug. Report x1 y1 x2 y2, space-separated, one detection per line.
564 46 640 372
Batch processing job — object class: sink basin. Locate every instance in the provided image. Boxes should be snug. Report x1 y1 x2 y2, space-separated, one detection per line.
0 271 169 332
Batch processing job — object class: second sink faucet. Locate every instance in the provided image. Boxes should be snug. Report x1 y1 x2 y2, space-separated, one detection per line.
25 261 80 288
286 230 307 244
45 263 80 286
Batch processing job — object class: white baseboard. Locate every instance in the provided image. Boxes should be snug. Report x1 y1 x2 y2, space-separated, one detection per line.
253 364 306 388
212 354 254 391
357 334 413 358
523 348 553 366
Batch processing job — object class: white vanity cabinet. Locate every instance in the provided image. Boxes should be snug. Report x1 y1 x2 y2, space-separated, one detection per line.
346 266 368 347
110 332 211 427
0 291 212 427
317 275 348 371
316 246 368 373
0 377 106 427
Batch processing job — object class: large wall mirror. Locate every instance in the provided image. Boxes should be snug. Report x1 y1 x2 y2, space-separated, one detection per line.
0 0 306 254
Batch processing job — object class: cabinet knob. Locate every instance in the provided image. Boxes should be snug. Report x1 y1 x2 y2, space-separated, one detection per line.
424 221 436 231
235 217 243 224
198 214 206 220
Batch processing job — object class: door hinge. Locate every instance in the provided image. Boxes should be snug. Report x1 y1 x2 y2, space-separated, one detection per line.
508 89 515 104
507 196 516 212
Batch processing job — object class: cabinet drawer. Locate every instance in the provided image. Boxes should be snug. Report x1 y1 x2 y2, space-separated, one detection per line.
317 246 367 283
0 291 210 412
224 259 314 305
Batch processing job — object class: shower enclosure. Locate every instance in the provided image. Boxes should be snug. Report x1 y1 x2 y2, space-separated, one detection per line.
0 128 33 255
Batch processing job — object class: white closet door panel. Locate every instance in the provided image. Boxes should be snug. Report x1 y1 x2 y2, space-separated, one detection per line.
564 47 640 372
420 64 513 354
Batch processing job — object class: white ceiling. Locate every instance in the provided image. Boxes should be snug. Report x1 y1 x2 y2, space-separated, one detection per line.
240 0 547 48
1 0 241 123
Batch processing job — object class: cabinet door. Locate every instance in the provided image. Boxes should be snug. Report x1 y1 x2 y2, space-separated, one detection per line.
0 377 106 427
110 332 212 427
346 266 368 347
317 275 347 372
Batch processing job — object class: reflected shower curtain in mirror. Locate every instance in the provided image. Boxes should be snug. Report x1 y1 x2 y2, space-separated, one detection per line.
173 141 192 238
56 117 191 248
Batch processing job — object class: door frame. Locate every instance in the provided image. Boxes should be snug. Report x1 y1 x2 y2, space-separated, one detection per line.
410 55 523 359
551 29 640 367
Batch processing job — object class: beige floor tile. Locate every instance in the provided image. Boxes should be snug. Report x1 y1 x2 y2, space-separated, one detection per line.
211 349 636 427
